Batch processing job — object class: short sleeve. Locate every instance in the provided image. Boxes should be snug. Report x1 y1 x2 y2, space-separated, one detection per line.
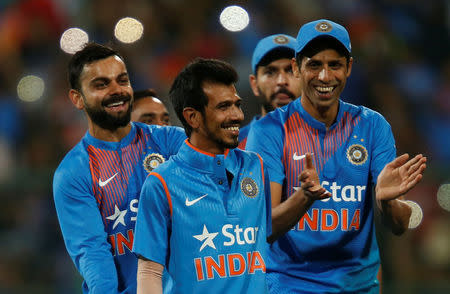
133 173 171 266
53 160 119 293
246 117 286 185
370 112 397 184
263 164 272 238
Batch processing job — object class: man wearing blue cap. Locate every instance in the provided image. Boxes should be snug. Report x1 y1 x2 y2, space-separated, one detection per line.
246 19 427 293
238 34 301 149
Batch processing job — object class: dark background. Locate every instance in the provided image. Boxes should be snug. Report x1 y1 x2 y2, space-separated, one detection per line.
0 0 449 293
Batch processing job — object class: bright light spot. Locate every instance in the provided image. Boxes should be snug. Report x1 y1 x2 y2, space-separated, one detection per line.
60 28 89 54
401 200 423 229
219 5 249 32
114 17 144 44
17 75 45 102
437 184 450 212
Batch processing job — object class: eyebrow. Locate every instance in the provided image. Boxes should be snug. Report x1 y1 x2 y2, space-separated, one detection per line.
90 72 129 84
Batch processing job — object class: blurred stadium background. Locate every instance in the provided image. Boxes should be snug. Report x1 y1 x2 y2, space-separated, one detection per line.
0 0 449 293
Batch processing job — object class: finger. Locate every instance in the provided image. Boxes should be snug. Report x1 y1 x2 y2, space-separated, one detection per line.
305 152 314 169
404 174 423 193
299 171 310 182
406 166 425 184
404 154 424 172
388 153 409 169
407 157 423 174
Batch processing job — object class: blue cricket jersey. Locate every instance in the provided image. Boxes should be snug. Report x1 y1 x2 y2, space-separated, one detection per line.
133 140 272 293
53 122 185 294
246 99 396 293
238 115 261 149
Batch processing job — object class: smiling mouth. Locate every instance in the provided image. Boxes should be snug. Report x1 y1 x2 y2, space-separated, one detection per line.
106 101 126 107
102 95 131 109
315 86 335 94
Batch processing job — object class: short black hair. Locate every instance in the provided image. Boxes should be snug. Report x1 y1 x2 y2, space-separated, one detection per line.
169 58 238 137
134 88 158 102
295 36 351 65
68 42 124 92
255 48 295 75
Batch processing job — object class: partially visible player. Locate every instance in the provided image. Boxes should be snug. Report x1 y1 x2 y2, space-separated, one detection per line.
246 19 427 293
53 42 185 294
132 58 329 294
132 88 170 126
238 34 301 149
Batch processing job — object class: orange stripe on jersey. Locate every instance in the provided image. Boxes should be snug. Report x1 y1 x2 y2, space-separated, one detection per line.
282 111 361 198
256 153 265 188
185 139 229 158
149 172 173 217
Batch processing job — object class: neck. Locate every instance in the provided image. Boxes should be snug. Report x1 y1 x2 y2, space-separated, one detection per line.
301 96 339 128
260 106 268 117
88 121 132 142
189 133 226 155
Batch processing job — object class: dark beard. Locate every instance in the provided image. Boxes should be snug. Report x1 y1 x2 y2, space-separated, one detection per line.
84 94 132 131
203 117 240 150
260 87 296 113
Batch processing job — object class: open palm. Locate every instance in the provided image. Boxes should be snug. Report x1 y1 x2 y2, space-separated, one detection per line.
376 153 427 201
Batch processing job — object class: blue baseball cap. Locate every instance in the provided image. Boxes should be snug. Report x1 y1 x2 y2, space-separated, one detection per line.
251 34 297 73
295 19 351 54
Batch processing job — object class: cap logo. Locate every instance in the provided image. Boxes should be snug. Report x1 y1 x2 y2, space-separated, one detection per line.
273 35 289 44
315 21 332 32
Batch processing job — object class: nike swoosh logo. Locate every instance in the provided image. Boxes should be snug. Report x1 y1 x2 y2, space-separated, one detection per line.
99 172 118 187
185 194 208 206
293 152 306 161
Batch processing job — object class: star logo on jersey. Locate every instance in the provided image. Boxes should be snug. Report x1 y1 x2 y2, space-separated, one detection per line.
106 205 127 229
193 225 218 252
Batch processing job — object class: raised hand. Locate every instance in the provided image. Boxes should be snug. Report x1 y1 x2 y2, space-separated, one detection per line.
298 153 331 201
376 153 427 201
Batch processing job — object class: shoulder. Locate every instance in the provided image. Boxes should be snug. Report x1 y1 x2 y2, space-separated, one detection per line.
342 101 389 126
231 148 264 166
53 141 91 193
135 122 185 138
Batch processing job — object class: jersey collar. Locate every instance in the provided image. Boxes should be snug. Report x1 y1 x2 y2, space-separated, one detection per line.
176 139 239 176
84 122 137 150
293 98 347 132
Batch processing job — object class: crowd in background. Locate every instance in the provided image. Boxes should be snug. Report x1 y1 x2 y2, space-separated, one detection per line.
0 0 449 293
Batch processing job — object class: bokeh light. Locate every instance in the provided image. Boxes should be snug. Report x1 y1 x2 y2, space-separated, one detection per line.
60 28 89 54
17 75 45 102
114 17 144 44
403 200 423 229
219 5 249 32
437 183 450 212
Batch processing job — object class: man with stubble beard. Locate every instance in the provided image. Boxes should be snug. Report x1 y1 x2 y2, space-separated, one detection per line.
53 43 185 294
238 34 302 149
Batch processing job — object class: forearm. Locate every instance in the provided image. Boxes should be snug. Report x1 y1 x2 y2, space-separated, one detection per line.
268 189 314 243
377 197 412 235
137 258 163 294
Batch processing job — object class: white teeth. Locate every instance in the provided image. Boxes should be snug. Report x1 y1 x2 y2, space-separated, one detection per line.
224 126 239 131
107 101 124 107
316 86 334 93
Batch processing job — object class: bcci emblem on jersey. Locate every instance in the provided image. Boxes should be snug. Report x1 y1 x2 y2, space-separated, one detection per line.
241 177 259 198
347 144 368 165
143 153 165 173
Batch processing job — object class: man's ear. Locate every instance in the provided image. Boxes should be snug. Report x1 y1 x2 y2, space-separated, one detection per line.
69 89 85 110
183 107 201 130
291 57 300 78
249 74 260 96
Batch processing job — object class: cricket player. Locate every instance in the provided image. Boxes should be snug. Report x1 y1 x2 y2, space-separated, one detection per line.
246 19 427 293
53 42 185 294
